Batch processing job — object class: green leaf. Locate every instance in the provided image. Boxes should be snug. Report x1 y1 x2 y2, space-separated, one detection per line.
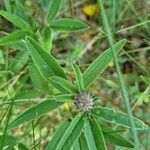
99 123 135 148
47 0 63 23
0 30 27 45
47 120 71 150
7 100 61 129
10 49 29 73
72 64 84 92
25 37 67 80
49 76 78 94
91 106 148 129
0 135 16 147
55 113 85 150
89 117 107 150
50 18 90 32
48 94 74 102
43 26 52 52
82 39 126 88
78 132 90 150
0 10 31 32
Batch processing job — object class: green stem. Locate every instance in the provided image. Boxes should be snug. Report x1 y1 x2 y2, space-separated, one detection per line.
98 0 139 148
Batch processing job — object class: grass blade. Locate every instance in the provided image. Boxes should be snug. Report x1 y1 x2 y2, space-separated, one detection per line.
92 106 147 129
50 18 90 32
82 39 126 88
8 100 61 129
0 10 31 32
0 30 27 45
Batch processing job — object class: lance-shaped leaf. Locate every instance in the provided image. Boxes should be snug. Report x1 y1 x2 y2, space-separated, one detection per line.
0 10 31 32
82 39 126 88
99 122 135 148
48 94 74 102
26 37 67 80
7 100 61 129
78 132 90 150
54 113 85 150
91 106 148 129
50 18 90 32
43 26 52 52
0 30 28 45
49 76 78 94
47 120 71 150
89 117 107 150
47 0 63 23
72 64 84 92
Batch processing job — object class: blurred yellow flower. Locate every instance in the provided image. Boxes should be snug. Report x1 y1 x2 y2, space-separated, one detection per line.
63 102 73 111
83 4 99 17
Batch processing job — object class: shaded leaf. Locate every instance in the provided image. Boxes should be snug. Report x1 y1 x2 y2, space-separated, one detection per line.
92 106 148 129
47 0 63 23
8 100 61 129
0 30 27 45
0 135 16 147
50 18 90 32
0 10 31 31
82 39 126 88
79 132 90 150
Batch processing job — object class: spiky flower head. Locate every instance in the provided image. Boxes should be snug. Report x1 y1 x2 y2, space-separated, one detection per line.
74 92 95 112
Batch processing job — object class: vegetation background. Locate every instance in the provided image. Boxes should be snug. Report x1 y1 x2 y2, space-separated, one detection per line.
0 0 150 149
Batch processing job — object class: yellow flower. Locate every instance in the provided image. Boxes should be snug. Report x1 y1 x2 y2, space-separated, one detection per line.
83 4 99 17
63 102 73 111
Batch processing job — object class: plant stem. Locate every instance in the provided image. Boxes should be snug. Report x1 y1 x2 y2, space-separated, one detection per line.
97 0 139 148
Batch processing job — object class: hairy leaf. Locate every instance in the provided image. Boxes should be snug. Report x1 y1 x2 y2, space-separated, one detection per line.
8 100 61 129
47 120 71 150
55 113 85 150
72 64 84 92
99 123 134 148
92 106 148 129
0 30 27 45
0 10 31 31
89 117 107 150
50 18 90 32
26 37 67 80
47 0 63 23
82 39 126 88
